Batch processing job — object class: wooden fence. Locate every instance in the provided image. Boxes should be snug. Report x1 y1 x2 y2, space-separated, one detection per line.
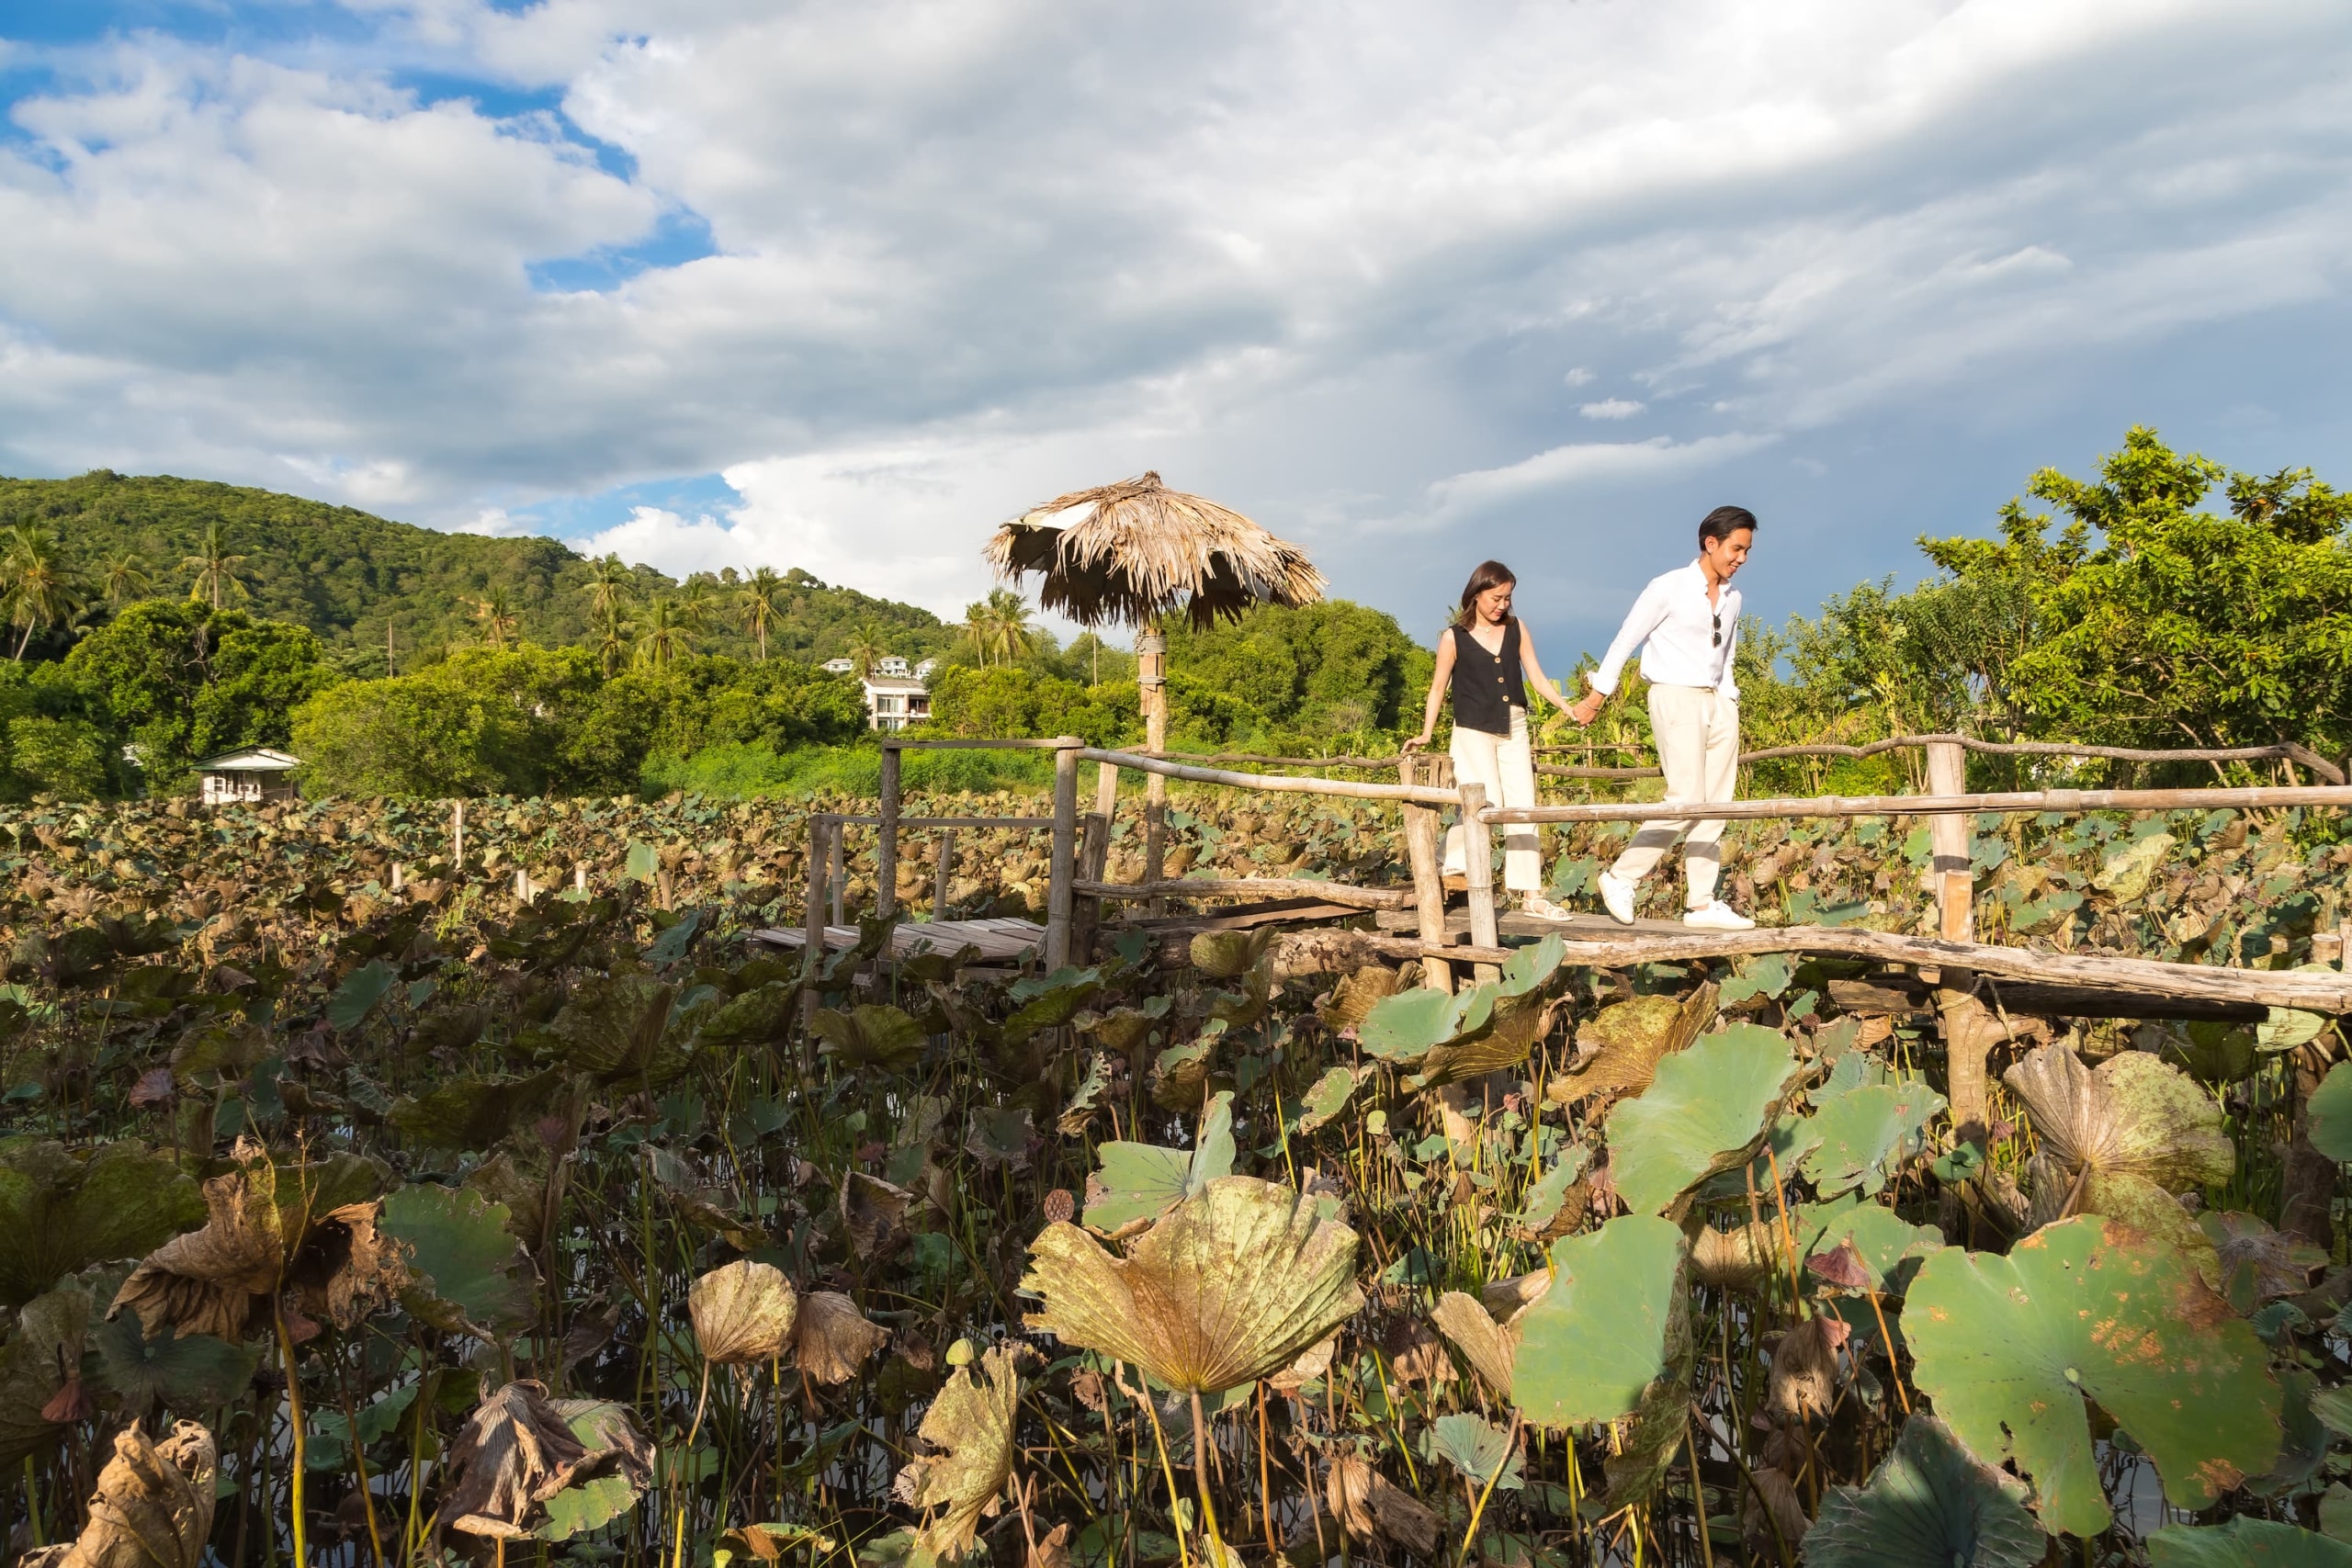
809 735 2352 1018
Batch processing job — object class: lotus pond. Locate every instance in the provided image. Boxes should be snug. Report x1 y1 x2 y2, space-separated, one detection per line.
3 789 2351 1566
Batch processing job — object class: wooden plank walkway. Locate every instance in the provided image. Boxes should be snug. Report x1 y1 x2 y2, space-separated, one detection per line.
751 917 1044 963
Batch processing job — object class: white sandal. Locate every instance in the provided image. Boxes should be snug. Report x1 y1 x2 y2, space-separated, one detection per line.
1521 895 1574 921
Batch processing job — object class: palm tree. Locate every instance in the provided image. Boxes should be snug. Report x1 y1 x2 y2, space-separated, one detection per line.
471 587 520 650
635 596 692 670
4 524 91 660
582 554 634 626
594 610 633 678
843 620 888 677
100 551 153 605
678 576 716 635
182 522 250 609
958 599 997 666
984 588 1037 666
737 567 786 661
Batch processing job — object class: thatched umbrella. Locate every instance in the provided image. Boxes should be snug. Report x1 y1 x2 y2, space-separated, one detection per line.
985 470 1326 884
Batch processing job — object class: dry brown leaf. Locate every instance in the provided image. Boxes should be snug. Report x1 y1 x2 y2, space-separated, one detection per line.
112 1168 282 1341
1740 1463 1812 1561
1766 1314 1851 1427
688 1260 798 1366
1689 1221 1777 1292
28 1420 217 1568
1324 1453 1439 1556
1317 964 1404 1035
1382 1315 1449 1385
434 1380 595 1540
288 1202 409 1331
840 1173 915 1261
1430 1291 1515 1400
1552 984 1717 1108
1026 1521 1071 1568
899 1344 1023 1559
793 1292 889 1384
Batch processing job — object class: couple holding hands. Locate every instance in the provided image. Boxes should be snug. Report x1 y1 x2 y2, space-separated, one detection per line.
1402 504 1758 931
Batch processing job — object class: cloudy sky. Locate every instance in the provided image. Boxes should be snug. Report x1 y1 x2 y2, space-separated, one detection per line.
2 0 2347 657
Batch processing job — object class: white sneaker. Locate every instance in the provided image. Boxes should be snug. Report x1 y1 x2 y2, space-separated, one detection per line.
1597 870 1637 925
1683 900 1755 931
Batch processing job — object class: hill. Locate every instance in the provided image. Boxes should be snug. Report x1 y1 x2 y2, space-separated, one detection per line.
0 470 952 669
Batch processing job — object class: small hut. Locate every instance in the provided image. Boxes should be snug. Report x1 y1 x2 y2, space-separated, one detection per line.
196 748 302 807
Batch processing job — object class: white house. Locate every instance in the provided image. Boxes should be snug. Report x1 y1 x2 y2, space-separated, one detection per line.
861 675 932 732
876 654 911 678
196 748 302 807
913 658 938 681
820 657 854 674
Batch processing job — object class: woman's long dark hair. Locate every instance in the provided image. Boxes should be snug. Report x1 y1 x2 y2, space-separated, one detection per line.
1454 560 1517 630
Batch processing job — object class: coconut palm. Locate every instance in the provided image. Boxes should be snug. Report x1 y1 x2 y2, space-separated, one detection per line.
593 610 633 678
982 588 1037 667
4 523 91 660
957 599 996 665
471 588 521 650
181 522 251 610
635 596 692 670
582 554 634 626
100 551 153 605
843 620 888 678
678 575 716 634
737 566 786 661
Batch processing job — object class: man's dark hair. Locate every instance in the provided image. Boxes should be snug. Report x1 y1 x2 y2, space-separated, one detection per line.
1697 505 1757 547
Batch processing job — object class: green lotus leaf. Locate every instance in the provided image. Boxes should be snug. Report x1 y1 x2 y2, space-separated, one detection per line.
1906 1215 2281 1538
2094 832 2174 903
1292 1066 1361 1135
2075 1169 2221 1289
0 1283 93 1466
0 1138 204 1310
1022 1175 1363 1394
380 1182 537 1340
1792 1195 1944 1294
90 1312 260 1415
1799 1079 1947 1198
1807 1415 2046 1568
1607 1024 1799 1215
2148 1518 2352 1567
2150 1021 2259 1087
388 1068 562 1152
2002 1043 2233 1195
2307 1063 2352 1162
689 983 801 1055
1420 1414 1522 1491
1589 1281 1696 1515
327 957 399 1031
1513 1147 1591 1239
900 1343 1023 1559
2258 1005 2330 1055
547 973 688 1086
1718 951 1792 1005
812 1003 927 1074
535 1399 654 1541
2247 1369 2328 1501
1358 985 1483 1063
1004 968 1102 1046
1082 1093 1234 1234
1509 1213 1686 1428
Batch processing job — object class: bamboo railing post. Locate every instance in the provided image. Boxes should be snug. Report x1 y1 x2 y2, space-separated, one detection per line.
1073 760 1118 961
451 799 464 874
801 815 831 1029
1401 754 1453 993
1461 781 1500 982
934 829 956 916
1924 739 1992 1145
876 741 903 920
1046 744 1081 969
828 824 845 929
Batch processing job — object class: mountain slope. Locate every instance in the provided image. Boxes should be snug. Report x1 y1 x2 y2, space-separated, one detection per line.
0 469 951 668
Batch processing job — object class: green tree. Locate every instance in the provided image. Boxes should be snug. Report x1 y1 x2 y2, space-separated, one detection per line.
180 521 251 610
291 646 600 797
635 597 693 670
844 619 888 677
738 566 786 661
471 587 521 650
4 523 92 660
64 601 334 786
100 552 153 605
4 716 109 799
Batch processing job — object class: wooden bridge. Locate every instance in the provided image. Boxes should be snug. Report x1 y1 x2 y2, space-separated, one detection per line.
763 733 2352 1027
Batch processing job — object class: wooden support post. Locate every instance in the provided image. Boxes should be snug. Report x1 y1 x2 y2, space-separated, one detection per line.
451 799 465 874
801 816 831 1031
573 863 586 894
1925 739 1991 1144
1095 760 1120 823
934 829 956 916
1139 627 1167 914
1461 781 1500 982
1401 754 1453 993
1046 744 1080 970
876 742 903 920
828 824 845 929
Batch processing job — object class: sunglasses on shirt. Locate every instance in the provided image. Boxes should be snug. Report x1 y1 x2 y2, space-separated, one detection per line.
1713 609 1722 648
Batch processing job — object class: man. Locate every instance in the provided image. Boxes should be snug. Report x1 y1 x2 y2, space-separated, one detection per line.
1567 505 1757 930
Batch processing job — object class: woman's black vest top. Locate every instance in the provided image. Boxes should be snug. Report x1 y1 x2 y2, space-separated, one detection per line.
1451 618 1528 736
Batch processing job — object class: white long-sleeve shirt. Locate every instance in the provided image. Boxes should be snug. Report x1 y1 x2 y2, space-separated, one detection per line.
1590 560 1741 702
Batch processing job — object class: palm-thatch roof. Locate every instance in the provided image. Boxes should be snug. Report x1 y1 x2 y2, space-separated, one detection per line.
984 471 1326 629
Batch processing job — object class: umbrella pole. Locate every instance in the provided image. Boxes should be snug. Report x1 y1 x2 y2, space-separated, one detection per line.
1139 625 1168 916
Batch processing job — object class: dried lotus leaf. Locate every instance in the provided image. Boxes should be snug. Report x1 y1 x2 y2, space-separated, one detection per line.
1430 1290 1515 1400
793 1292 889 1384
899 1344 1023 1559
1021 1176 1363 1395
433 1380 595 1540
688 1260 797 1366
32 1419 218 1568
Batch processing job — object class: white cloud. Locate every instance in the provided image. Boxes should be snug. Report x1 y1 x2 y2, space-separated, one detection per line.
0 0 2346 649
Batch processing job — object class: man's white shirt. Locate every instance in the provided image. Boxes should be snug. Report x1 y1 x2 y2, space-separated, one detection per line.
1590 560 1740 701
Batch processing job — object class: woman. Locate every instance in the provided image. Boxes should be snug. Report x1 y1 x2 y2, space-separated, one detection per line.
1404 560 1574 919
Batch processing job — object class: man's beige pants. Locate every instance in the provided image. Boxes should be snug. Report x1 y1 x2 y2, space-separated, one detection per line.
1609 684 1739 908
1442 708 1541 892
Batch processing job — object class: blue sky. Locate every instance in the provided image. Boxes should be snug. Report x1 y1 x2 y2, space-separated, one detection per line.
1 0 2347 659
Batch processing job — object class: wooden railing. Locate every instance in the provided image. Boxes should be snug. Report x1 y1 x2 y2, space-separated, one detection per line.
833 735 2352 1018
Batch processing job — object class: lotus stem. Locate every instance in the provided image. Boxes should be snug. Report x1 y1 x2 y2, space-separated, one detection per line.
1863 1286 1911 1416
1189 1388 1226 1558
1134 1369 1192 1568
1456 1411 1521 1566
274 1303 308 1568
